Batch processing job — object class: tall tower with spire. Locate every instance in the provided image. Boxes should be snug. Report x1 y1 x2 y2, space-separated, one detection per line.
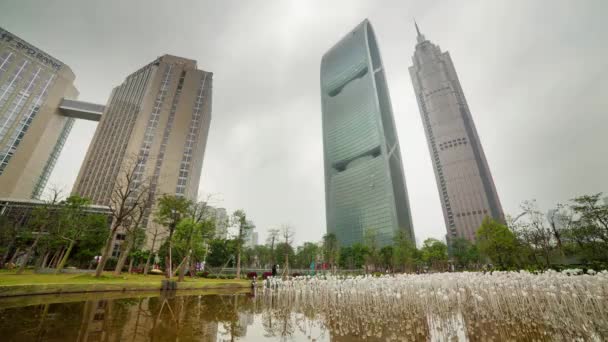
409 24 504 242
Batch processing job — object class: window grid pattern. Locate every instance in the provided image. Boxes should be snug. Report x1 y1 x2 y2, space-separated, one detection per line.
0 66 42 171
176 72 208 196
141 70 186 228
0 58 28 117
132 64 173 188
75 65 152 204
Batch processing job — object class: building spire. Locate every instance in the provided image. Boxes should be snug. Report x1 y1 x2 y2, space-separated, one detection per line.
414 19 426 43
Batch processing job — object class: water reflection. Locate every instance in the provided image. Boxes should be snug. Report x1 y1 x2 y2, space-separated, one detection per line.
0 287 605 341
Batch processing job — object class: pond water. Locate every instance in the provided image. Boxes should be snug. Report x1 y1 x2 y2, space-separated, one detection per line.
0 272 606 341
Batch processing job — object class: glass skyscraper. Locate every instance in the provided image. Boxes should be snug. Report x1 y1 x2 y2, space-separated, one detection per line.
409 24 504 242
321 19 415 247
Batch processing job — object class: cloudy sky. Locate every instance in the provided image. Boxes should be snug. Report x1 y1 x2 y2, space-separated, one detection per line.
1 1 606 246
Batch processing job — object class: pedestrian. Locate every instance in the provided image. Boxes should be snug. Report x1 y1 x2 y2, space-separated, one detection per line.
272 264 277 277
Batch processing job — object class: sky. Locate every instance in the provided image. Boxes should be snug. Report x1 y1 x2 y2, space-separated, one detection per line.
1 0 606 246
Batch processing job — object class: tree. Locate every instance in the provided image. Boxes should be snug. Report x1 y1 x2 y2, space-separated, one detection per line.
72 214 109 268
16 190 62 275
266 228 280 266
517 200 555 267
476 217 518 268
280 225 295 277
95 159 151 278
155 194 191 278
363 229 381 272
172 216 214 281
273 242 295 270
55 195 99 273
392 230 417 272
450 237 479 268
232 210 249 279
295 242 319 269
420 238 448 269
322 233 339 272
379 246 393 271
207 239 236 268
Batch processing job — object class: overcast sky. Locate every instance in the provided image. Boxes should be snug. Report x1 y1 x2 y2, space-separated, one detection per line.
1 0 606 246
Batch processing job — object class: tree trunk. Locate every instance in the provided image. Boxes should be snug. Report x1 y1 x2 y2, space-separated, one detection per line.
8 247 21 267
128 257 134 274
55 240 76 274
114 238 134 276
235 248 241 279
36 249 48 269
47 249 60 270
1 238 15 267
16 235 40 275
95 231 116 277
143 233 158 276
143 253 153 276
40 251 50 269
178 250 192 282
54 247 66 269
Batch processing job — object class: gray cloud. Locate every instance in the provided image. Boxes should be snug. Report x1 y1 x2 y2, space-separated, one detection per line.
1 0 606 246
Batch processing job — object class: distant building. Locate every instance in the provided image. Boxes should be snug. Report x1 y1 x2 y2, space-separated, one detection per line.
409 23 504 242
321 19 415 247
72 55 213 248
244 220 257 248
207 206 229 239
0 27 102 199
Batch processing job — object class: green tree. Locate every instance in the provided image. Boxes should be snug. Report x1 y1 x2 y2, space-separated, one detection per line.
322 233 339 272
476 217 518 268
450 237 479 268
420 238 448 269
207 239 236 268
363 229 380 272
392 230 417 272
295 242 319 269
172 216 214 281
379 246 393 271
273 242 295 270
16 190 62 275
155 194 191 278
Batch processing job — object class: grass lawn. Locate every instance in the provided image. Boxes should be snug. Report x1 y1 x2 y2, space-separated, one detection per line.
0 270 251 297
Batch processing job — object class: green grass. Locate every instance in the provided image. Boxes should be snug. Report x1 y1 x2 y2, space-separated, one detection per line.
0 270 251 297
0 270 249 286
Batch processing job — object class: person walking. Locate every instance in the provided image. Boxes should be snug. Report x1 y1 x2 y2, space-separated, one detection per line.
272 264 277 277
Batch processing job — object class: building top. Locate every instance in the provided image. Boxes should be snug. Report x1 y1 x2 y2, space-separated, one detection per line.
414 21 426 44
0 26 71 75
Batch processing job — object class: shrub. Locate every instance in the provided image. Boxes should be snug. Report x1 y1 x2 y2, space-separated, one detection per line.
262 272 273 279
246 271 258 279
197 271 210 278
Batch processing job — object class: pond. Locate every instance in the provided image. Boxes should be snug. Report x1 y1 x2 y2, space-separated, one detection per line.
0 271 606 341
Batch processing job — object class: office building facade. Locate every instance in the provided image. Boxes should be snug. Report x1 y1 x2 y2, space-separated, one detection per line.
73 55 213 246
409 24 504 241
0 27 78 199
321 19 415 247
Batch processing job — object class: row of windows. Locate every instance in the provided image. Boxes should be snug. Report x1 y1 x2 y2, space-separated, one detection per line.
439 137 467 151
132 64 173 184
145 70 186 211
456 209 488 218
175 73 209 195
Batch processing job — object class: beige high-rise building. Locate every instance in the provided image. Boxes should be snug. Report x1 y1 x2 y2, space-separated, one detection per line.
73 55 213 247
409 24 504 242
0 27 104 199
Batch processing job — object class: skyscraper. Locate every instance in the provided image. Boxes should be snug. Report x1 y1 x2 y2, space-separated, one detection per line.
321 19 415 247
409 23 504 241
73 55 213 246
0 27 103 199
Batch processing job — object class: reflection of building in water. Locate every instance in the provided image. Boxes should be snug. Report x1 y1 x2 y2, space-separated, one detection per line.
238 311 254 335
76 297 219 342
